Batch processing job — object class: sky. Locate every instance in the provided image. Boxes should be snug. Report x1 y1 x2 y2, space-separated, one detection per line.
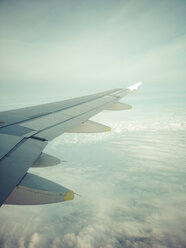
0 1 186 248
0 0 186 102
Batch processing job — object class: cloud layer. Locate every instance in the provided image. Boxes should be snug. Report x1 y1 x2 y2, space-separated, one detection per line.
0 103 186 248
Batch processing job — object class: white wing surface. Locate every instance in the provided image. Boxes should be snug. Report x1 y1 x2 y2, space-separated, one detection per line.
0 82 142 206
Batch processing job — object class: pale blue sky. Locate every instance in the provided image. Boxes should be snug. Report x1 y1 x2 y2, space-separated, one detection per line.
0 0 186 103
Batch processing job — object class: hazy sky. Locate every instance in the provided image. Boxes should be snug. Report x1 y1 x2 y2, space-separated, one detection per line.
0 0 186 102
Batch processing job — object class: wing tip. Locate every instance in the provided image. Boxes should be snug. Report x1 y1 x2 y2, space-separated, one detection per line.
128 82 142 92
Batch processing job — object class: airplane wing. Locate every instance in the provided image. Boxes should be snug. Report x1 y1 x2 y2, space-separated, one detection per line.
0 82 142 206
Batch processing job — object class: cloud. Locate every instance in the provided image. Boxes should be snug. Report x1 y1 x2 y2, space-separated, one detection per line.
28 233 40 248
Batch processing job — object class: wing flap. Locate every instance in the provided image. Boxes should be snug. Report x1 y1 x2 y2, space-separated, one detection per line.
5 173 74 205
20 112 71 131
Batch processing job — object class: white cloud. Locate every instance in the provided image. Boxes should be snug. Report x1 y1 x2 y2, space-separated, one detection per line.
28 233 40 248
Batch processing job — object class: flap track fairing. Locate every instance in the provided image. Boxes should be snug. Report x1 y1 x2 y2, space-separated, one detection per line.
67 120 111 133
5 173 74 205
32 152 60 168
106 102 132 111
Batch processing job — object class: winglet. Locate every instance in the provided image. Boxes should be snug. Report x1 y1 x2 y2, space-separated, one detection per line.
128 82 142 92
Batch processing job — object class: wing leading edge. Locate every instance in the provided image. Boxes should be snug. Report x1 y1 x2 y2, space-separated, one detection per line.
0 82 142 206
